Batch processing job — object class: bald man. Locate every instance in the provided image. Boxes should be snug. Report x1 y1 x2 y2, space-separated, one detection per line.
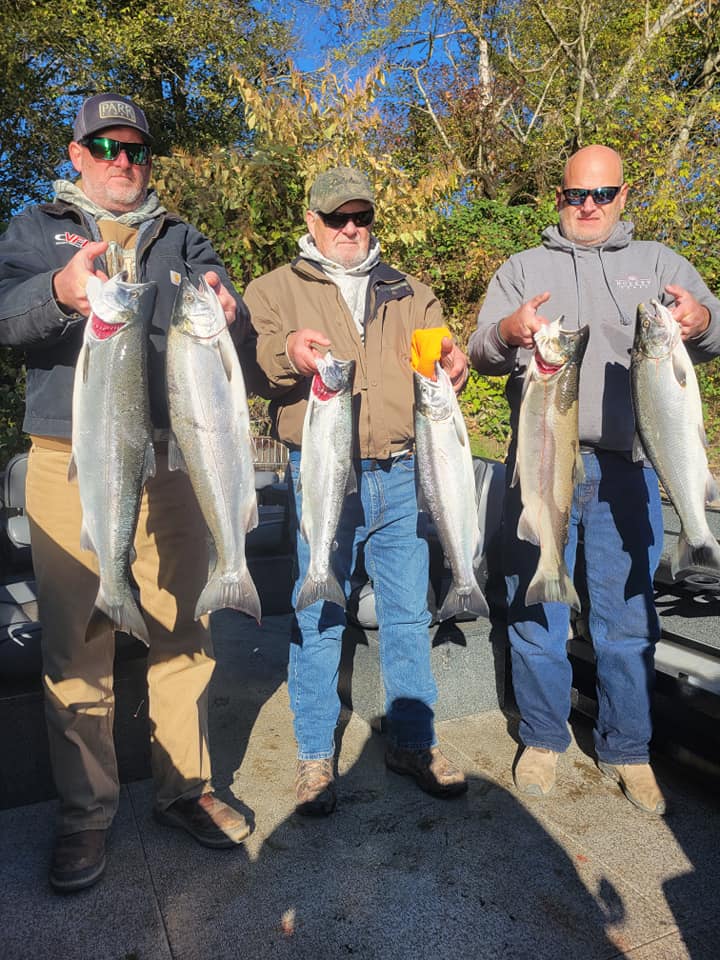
469 145 720 814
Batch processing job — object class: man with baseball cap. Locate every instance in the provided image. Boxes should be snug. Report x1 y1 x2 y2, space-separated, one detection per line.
245 166 471 816
0 93 256 891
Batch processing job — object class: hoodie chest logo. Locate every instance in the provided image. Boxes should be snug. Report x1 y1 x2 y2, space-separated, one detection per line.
615 275 652 290
54 232 89 248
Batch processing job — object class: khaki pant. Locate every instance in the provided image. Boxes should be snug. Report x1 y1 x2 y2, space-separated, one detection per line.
26 437 215 835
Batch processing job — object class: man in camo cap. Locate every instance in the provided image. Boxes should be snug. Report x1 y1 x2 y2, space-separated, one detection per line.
245 166 471 816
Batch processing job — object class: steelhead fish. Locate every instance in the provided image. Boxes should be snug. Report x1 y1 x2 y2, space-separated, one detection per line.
296 352 356 612
70 271 158 646
631 299 720 577
166 276 261 621
414 362 488 621
513 319 589 611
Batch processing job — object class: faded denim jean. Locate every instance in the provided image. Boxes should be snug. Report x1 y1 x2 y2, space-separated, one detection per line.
503 448 663 764
287 450 437 760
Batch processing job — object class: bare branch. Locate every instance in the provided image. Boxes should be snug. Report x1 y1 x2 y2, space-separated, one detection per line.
606 0 704 103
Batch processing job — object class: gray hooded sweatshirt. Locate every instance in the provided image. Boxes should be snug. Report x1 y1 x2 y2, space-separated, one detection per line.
468 220 720 453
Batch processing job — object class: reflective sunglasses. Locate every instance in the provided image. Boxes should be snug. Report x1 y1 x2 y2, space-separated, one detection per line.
318 208 374 229
561 186 622 206
81 136 151 166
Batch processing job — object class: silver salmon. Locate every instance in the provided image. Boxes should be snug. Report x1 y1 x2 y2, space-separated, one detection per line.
414 362 489 621
631 299 720 576
166 276 261 621
296 352 356 612
513 319 589 610
70 271 157 645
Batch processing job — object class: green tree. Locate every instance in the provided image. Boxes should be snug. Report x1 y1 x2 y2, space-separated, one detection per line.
0 0 291 220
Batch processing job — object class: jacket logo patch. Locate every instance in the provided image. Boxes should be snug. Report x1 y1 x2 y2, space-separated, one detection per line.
615 275 651 290
55 232 89 248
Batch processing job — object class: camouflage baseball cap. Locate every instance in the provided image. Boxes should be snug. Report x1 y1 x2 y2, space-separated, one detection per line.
308 167 375 213
73 93 152 143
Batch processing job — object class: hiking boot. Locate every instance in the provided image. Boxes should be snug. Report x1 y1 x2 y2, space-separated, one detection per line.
598 761 666 815
154 792 251 847
385 745 468 798
49 828 107 893
514 746 559 797
295 758 337 816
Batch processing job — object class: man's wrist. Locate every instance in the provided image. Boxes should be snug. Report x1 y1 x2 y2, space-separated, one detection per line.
496 319 510 348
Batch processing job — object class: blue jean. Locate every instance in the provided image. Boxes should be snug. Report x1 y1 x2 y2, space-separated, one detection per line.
287 450 437 759
503 449 663 764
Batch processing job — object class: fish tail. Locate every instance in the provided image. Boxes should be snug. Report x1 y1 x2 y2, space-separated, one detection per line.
438 582 489 622
672 531 720 578
194 568 262 623
86 589 150 646
295 572 346 613
525 569 581 612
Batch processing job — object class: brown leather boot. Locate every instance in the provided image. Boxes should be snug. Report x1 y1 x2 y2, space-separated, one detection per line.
154 792 251 847
49 829 107 893
385 745 468 798
295 758 337 816
598 762 666 815
513 746 559 797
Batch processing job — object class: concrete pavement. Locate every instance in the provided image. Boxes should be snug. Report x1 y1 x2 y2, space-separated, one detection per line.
3 610 720 960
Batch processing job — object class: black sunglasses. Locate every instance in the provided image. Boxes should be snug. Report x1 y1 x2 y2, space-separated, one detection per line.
318 208 374 229
81 136 151 166
561 186 622 206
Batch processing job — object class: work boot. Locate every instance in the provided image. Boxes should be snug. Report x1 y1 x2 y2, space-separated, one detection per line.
513 746 558 797
598 761 666 815
154 792 251 847
49 828 107 893
385 745 468 798
295 758 337 816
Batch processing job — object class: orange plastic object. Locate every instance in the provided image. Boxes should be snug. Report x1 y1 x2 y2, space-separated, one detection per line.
411 326 453 378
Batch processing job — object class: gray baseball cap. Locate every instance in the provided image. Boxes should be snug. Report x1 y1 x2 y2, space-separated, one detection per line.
73 93 152 143
308 167 375 213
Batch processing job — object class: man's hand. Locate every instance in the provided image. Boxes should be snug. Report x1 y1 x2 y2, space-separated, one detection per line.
204 271 237 326
497 291 551 350
440 336 470 394
286 328 332 376
52 241 109 316
666 284 711 340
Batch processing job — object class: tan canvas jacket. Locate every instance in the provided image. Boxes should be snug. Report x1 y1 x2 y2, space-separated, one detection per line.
245 256 444 459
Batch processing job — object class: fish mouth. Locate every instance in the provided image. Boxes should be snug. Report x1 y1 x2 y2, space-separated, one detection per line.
535 355 563 375
311 375 340 401
89 313 126 340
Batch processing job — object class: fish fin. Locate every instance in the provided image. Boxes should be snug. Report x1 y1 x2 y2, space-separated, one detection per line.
247 497 259 534
706 471 720 505
574 450 585 484
438 582 489 622
86 588 150 646
672 531 720 578
299 517 310 542
631 432 646 463
67 454 78 483
671 350 687 388
510 458 519 488
218 336 235 382
79 522 96 555
517 507 540 545
452 409 467 447
698 420 709 448
143 441 156 483
168 432 188 473
525 570 581 612
295 572 346 613
194 568 262 623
